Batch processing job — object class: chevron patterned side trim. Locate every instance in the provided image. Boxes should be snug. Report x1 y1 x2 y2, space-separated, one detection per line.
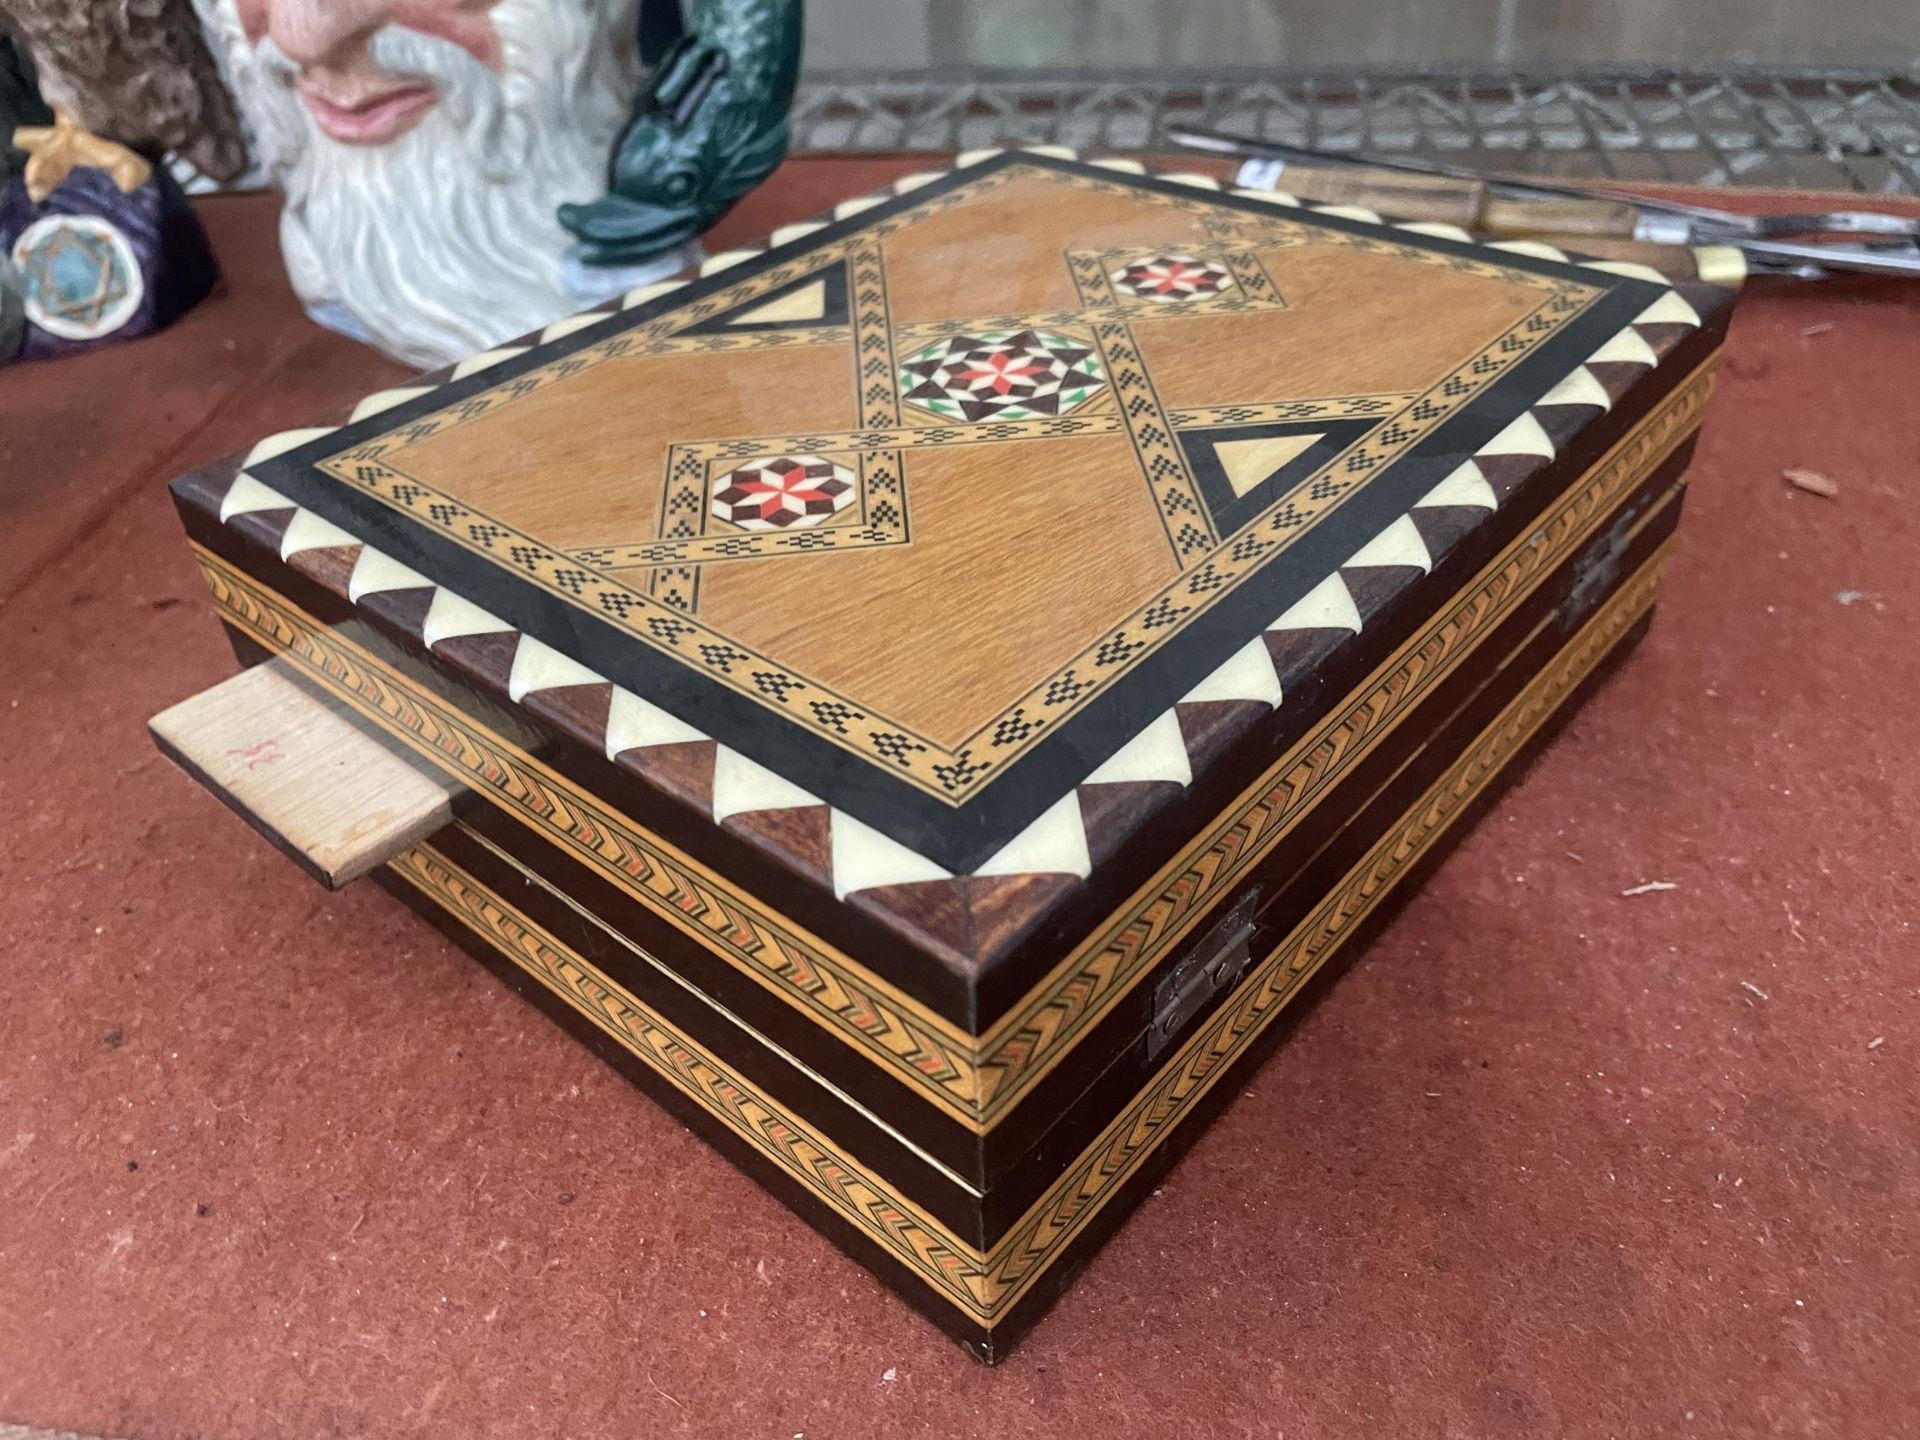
382 549 1668 1327
213 144 1708 902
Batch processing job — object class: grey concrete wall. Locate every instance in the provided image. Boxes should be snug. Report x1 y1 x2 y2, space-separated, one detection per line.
801 0 1920 73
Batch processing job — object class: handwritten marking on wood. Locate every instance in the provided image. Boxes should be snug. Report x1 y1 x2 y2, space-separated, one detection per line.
149 660 466 888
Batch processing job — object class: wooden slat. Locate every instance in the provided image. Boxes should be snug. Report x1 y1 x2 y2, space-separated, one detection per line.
149 661 465 888
1259 165 1490 225
1263 162 1641 237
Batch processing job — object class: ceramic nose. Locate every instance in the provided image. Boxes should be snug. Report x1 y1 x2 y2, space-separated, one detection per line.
267 0 394 68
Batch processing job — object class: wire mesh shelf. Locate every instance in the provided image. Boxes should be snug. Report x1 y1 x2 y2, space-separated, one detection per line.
791 68 1920 194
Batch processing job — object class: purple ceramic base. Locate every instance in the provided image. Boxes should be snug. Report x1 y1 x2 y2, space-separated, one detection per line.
0 162 217 362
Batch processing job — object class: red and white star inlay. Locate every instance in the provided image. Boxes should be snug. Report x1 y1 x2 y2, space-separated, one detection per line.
711 454 856 531
954 348 1052 396
1110 253 1236 304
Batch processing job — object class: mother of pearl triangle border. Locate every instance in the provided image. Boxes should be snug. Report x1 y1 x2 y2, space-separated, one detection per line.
212 146 1723 904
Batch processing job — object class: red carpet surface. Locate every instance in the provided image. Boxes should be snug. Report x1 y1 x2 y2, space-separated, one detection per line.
2 160 1917 1438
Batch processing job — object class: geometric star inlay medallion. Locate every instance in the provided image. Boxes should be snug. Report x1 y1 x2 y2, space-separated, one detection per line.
711 455 857 531
898 329 1107 422
1109 253 1234 303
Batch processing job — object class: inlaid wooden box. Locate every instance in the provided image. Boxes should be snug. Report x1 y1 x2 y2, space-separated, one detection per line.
155 150 1733 1361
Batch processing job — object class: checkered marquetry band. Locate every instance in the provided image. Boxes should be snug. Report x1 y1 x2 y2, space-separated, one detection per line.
211 145 1713 905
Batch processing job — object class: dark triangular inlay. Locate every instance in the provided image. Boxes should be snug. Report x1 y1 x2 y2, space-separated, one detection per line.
1534 404 1592 452
962 871 1083 966
1175 416 1382 539
285 543 361 594
521 680 615 748
1172 698 1272 775
1406 505 1485 562
1261 627 1351 694
1587 361 1650 405
1631 320 1694 357
226 506 298 555
1076 779 1183 872
1338 564 1424 620
357 583 438 640
619 738 718 814
679 260 851 335
428 629 520 689
1472 453 1544 504
724 804 834 890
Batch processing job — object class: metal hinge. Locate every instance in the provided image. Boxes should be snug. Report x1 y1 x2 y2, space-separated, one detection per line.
1147 884 1263 1061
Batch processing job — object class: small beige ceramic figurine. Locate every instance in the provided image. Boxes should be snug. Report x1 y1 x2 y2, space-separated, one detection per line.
192 0 665 368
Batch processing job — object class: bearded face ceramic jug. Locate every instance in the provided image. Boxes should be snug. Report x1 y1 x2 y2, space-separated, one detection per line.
195 0 797 369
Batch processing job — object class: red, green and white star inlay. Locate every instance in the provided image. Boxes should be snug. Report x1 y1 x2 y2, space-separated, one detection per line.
897 329 1107 422
1109 254 1235 304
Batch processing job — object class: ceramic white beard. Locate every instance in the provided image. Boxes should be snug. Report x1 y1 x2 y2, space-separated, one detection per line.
197 0 640 368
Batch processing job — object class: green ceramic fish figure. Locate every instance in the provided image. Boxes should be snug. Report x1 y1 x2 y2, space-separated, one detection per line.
560 0 803 265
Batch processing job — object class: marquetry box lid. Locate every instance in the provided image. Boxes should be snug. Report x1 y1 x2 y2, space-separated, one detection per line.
165 149 1733 1358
